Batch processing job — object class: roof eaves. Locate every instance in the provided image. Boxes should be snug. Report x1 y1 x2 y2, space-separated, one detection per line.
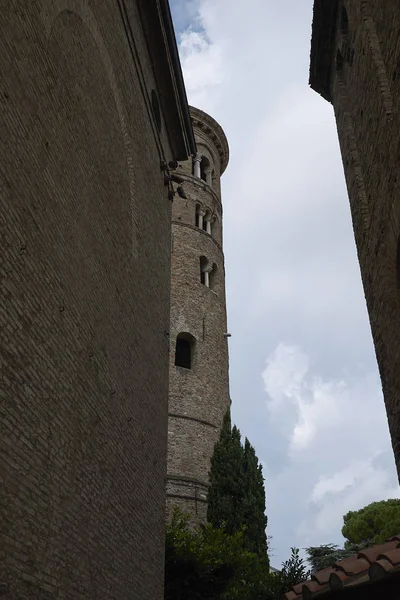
309 0 338 103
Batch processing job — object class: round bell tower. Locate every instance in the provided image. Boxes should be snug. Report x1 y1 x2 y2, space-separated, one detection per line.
166 106 230 525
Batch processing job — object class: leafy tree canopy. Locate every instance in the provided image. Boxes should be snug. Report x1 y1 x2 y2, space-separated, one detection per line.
165 510 308 600
305 544 358 572
165 509 271 600
305 498 400 573
342 499 400 546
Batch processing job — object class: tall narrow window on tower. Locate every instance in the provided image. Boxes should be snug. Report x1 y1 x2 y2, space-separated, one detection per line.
195 204 204 229
200 256 209 286
175 333 195 369
203 211 210 232
200 156 212 186
209 263 217 290
211 216 217 238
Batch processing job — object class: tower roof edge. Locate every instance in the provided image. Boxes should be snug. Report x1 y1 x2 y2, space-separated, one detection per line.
189 106 230 174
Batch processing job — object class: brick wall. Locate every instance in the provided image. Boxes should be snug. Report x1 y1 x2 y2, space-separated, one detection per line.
311 0 400 478
0 1 181 597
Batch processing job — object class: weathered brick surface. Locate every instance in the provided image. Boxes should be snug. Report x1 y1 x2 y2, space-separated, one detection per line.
310 0 400 478
0 1 187 598
166 109 231 525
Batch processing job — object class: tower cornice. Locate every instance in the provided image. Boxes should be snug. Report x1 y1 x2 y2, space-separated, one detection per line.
189 106 229 174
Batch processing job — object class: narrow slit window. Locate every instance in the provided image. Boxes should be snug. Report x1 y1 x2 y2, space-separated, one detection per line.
209 263 217 290
200 256 209 287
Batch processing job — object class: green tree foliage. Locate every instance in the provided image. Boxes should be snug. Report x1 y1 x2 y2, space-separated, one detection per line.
278 548 310 592
165 510 308 600
305 544 357 572
306 499 400 573
242 438 268 557
207 410 268 559
164 509 272 600
207 412 246 535
342 499 400 546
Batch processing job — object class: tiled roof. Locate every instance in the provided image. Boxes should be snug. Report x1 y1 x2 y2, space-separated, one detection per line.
281 535 400 599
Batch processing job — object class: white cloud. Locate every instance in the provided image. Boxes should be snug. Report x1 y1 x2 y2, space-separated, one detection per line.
263 344 357 454
299 459 400 543
262 343 398 551
179 28 225 105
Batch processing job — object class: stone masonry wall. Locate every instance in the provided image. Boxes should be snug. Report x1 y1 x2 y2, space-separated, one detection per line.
328 0 400 476
1 1 178 598
166 111 230 525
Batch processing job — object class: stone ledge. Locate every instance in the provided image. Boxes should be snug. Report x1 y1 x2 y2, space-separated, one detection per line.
171 220 223 253
168 412 218 429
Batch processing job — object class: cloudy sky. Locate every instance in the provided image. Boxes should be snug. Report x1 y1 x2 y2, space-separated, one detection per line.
170 0 400 567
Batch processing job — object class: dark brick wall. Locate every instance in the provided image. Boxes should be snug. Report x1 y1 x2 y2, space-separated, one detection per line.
325 0 400 477
1 1 179 598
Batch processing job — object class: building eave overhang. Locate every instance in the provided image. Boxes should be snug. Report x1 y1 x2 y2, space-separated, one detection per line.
137 0 196 160
309 0 338 103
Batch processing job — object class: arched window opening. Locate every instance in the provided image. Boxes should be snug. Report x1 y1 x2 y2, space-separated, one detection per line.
340 6 349 35
175 333 195 369
200 256 210 286
397 235 400 291
193 153 201 178
209 263 218 290
196 205 206 229
211 217 217 238
195 204 201 228
203 210 211 232
200 156 212 186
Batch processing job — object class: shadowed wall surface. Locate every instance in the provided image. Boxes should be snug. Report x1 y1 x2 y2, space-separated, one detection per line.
0 1 193 597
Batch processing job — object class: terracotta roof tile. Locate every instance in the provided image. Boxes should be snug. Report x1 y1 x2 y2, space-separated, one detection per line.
291 582 304 595
281 534 400 599
284 590 300 600
302 580 327 600
302 580 322 594
328 570 350 590
377 547 400 565
357 540 398 563
386 535 400 543
333 556 369 576
311 567 334 585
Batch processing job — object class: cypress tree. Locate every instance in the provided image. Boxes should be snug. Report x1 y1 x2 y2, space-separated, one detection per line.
207 411 245 534
207 412 268 561
242 438 268 558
